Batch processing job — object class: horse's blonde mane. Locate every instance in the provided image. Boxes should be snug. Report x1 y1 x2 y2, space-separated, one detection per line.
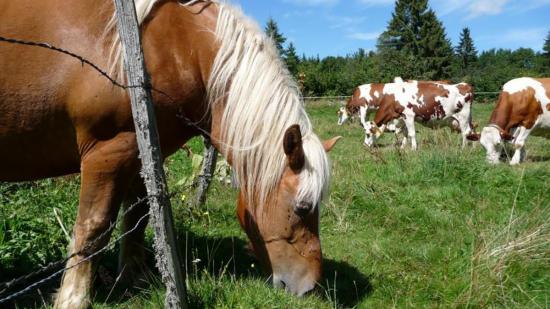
106 0 330 209
209 3 330 209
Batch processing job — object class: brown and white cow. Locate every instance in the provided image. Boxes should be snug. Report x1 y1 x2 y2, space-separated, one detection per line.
480 77 550 165
363 80 478 149
337 83 386 126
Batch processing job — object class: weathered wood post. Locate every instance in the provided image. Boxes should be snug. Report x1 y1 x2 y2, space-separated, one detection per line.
193 138 218 208
113 1 187 308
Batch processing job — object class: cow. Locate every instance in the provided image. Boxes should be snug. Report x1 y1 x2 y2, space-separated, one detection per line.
337 78 450 127
337 83 387 127
480 77 550 165
363 80 479 149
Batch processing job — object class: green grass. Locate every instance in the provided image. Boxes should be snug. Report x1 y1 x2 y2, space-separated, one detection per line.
1 102 549 308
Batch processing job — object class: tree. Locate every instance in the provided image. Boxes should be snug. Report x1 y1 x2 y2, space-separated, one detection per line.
264 18 286 56
377 0 453 80
543 31 550 56
456 27 478 71
284 42 300 76
543 31 550 72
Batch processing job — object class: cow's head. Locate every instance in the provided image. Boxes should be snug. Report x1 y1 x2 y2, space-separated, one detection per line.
363 121 383 147
337 107 349 125
480 126 502 164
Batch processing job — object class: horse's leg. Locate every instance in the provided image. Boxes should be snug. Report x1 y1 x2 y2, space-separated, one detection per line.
118 179 150 287
55 133 139 309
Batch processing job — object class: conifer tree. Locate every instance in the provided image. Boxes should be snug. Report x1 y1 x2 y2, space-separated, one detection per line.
456 27 478 70
543 31 550 56
264 18 286 56
543 31 550 72
284 42 300 76
378 0 453 79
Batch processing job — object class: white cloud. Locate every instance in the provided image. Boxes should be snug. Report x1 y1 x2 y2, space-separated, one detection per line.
510 0 550 12
282 0 339 6
346 31 381 41
327 15 367 29
479 27 547 50
434 0 549 18
283 10 314 19
466 0 509 18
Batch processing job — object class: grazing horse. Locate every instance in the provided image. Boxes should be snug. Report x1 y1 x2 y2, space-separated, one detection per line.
0 0 340 307
480 77 550 165
363 80 479 149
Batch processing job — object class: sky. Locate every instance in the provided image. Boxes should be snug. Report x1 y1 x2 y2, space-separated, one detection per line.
230 0 550 58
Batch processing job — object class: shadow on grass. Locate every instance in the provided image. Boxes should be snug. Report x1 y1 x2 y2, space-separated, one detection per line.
528 155 550 163
97 230 371 308
2 230 372 308
320 259 373 307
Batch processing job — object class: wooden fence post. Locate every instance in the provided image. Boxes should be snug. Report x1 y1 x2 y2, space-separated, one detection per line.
113 1 187 308
193 138 218 208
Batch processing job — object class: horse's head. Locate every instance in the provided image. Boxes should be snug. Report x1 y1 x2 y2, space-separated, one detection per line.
236 125 340 296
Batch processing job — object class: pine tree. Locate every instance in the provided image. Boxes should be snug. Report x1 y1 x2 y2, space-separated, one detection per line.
378 0 453 79
543 31 550 72
456 27 478 70
543 31 550 56
284 42 300 76
264 18 286 56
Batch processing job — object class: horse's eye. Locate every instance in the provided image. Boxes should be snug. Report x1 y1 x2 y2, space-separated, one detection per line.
295 201 313 217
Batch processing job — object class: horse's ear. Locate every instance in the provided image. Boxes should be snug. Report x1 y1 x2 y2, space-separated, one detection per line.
323 136 342 153
283 125 305 172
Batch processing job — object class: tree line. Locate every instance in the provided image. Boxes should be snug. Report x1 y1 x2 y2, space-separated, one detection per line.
265 0 550 97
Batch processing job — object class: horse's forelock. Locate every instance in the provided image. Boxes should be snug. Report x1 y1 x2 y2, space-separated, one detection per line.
208 3 330 210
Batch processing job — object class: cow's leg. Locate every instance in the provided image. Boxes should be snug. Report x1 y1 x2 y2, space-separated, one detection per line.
55 133 139 309
510 127 531 165
118 180 150 286
400 123 408 149
454 105 474 148
403 116 417 150
359 106 368 129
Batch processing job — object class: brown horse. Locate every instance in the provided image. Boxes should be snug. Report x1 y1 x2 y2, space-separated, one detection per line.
0 0 340 307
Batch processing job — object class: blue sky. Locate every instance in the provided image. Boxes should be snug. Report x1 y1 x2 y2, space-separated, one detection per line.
231 0 550 58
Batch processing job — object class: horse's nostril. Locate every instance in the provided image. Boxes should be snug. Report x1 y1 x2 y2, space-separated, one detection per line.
295 202 313 216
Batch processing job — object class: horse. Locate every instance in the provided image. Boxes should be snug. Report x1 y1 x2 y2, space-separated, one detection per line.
0 0 341 307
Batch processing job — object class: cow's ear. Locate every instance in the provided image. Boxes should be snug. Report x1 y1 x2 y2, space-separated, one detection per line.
500 131 514 141
283 125 305 172
466 133 481 141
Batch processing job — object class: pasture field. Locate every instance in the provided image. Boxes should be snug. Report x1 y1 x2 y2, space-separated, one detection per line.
1 101 549 308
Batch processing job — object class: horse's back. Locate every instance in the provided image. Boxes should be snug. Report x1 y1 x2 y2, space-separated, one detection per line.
0 0 121 180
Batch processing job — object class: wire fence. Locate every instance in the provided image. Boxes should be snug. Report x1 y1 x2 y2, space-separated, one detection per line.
0 171 217 306
303 91 501 105
0 34 218 306
0 31 504 306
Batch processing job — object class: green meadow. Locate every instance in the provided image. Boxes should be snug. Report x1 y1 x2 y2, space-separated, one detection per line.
1 101 549 308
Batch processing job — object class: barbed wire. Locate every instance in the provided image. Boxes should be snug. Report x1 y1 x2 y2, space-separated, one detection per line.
0 194 150 293
303 92 500 101
0 35 210 139
0 32 224 305
0 176 203 305
0 212 151 305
